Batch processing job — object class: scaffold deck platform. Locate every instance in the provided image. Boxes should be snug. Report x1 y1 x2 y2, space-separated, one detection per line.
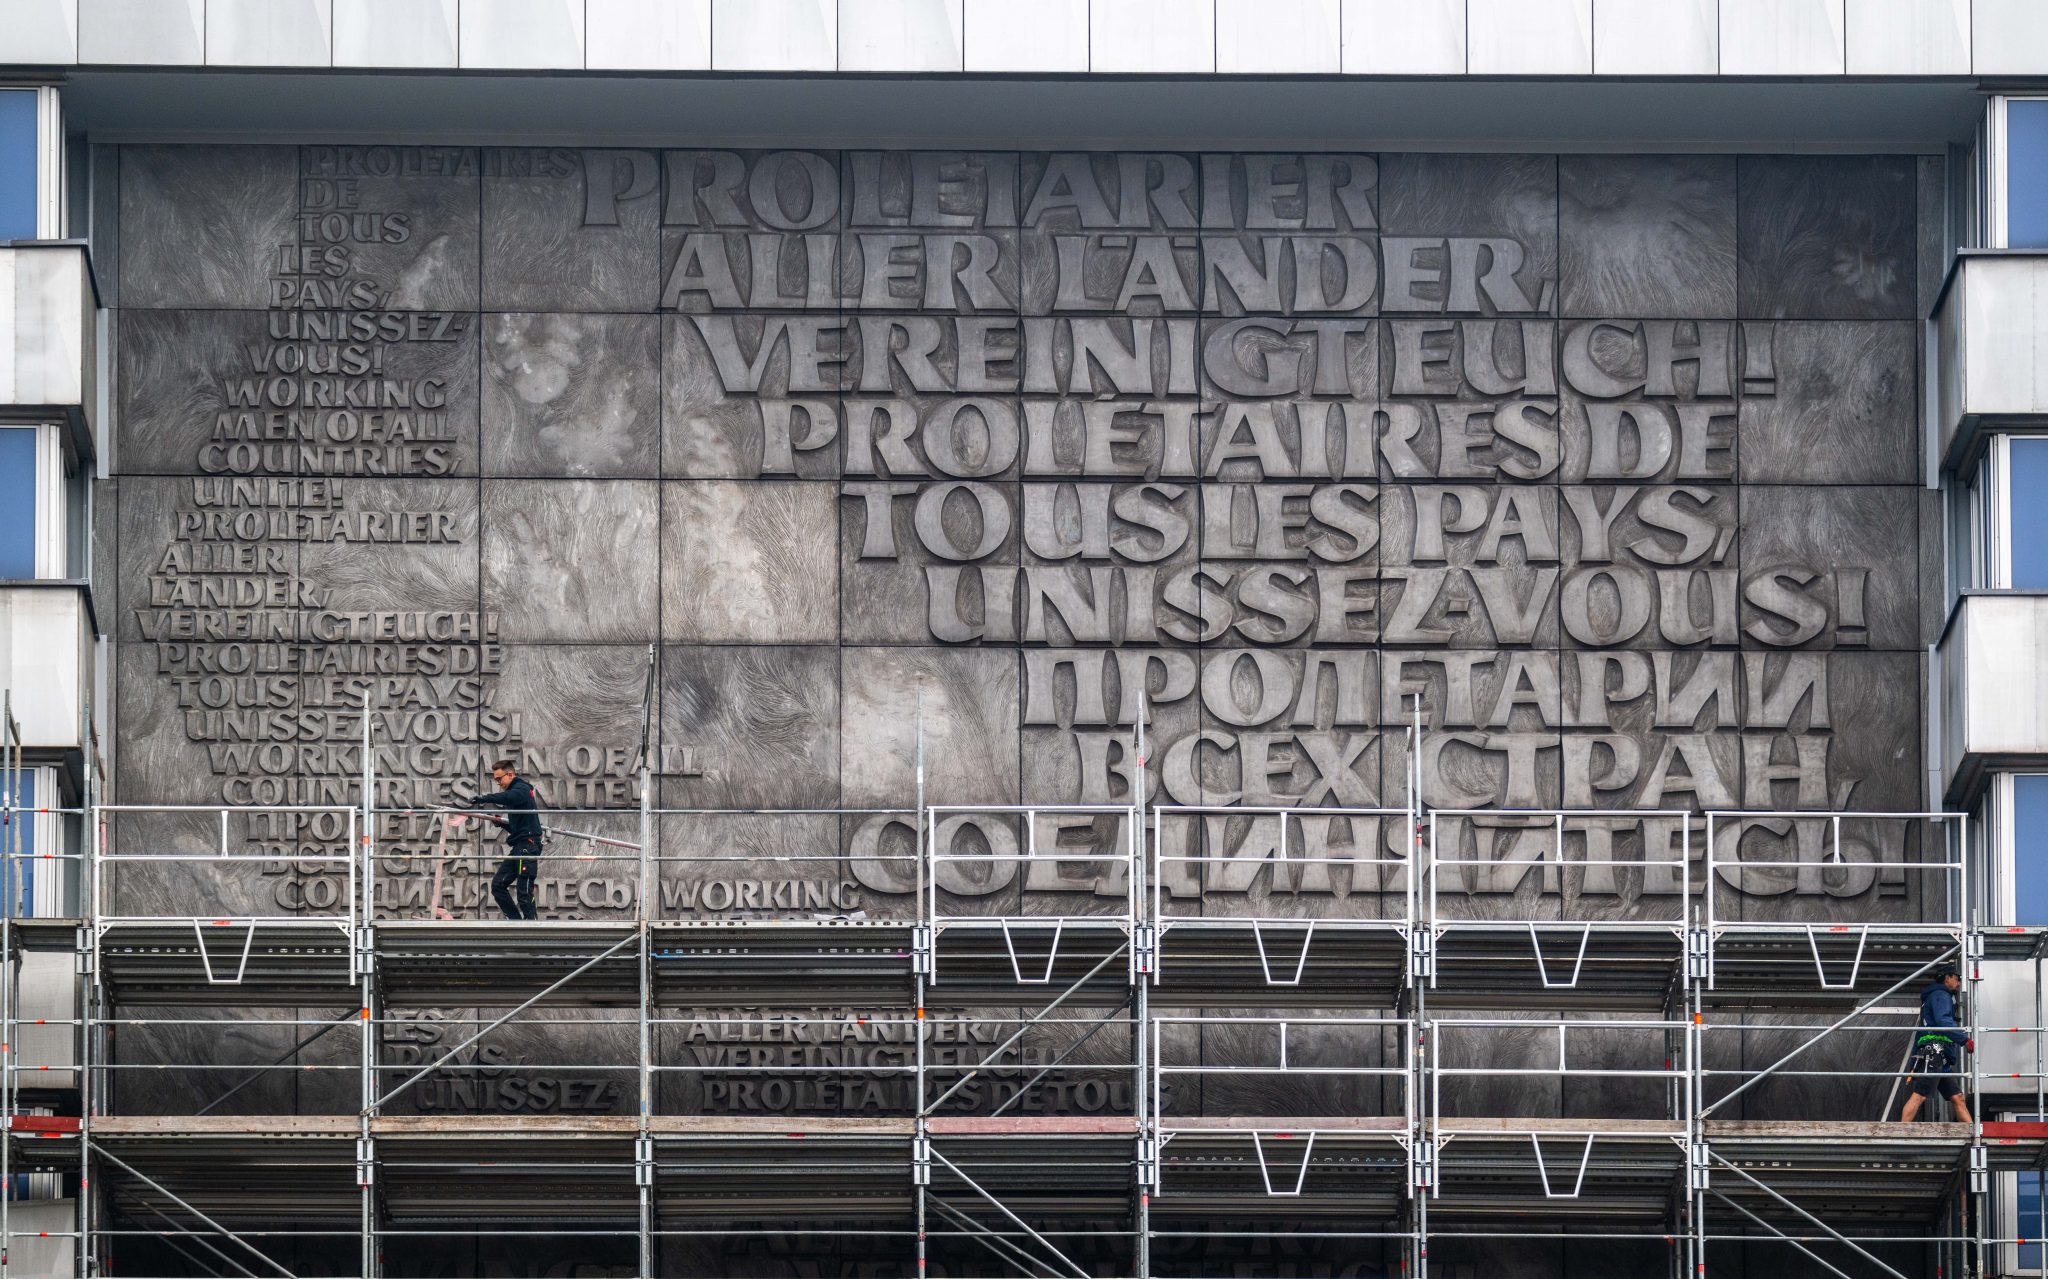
0 794 2017 1278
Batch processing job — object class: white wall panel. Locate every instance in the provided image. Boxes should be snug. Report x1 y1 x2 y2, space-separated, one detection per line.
1091 0 1216 74
1720 0 1844 74
964 0 1087 70
1974 0 2048 75
207 0 333 67
0 588 89 749
1594 0 1717 75
1846 0 1967 74
0 0 79 63
78 0 202 64
6 1201 71 1277
333 0 458 67
1341 0 1464 74
0 248 91 413
1216 0 1339 74
714 0 838 70
841 0 963 72
1963 257 2048 420
461 0 584 68
1469 0 1591 75
585 0 711 69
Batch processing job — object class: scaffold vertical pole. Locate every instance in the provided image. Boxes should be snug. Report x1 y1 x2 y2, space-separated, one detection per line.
1689 886 1706 1279
359 703 377 1279
1407 692 1429 1276
78 748 99 1279
636 643 655 1279
1134 687 1150 1279
913 700 928 1279
2 694 15 1279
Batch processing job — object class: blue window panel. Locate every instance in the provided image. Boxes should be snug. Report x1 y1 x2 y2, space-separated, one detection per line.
2017 776 2048 928
0 90 33 241
2015 439 2048 589
2014 100 2048 250
0 428 37 579
0 770 33 919
2023 1164 2046 1270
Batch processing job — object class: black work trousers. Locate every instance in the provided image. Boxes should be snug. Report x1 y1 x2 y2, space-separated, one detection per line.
491 841 541 920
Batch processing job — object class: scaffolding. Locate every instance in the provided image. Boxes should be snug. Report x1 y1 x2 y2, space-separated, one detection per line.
0 713 2039 1277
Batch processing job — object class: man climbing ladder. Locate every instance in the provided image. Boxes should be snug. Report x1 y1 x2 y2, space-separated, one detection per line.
463 759 544 921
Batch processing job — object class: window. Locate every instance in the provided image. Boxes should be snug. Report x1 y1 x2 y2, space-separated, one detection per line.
1953 434 2048 594
0 424 64 579
2008 1126 2047 1274
2009 775 2048 928
2011 99 2048 250
0 767 48 919
0 88 34 240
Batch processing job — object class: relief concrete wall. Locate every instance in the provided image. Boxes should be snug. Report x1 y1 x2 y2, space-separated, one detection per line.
95 142 1944 1274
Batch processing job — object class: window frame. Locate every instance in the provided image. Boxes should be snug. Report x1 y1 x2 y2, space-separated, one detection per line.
0 84 61 240
0 421 68 579
1988 773 2048 929
1993 95 2048 251
0 765 54 918
1957 432 2048 593
2003 1111 2048 1275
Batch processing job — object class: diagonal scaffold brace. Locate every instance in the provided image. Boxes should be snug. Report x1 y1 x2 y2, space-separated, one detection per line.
88 1141 300 1279
927 1145 1090 1279
366 930 638 1111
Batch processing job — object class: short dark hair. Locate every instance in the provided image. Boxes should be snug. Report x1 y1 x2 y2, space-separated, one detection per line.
491 759 518 774
1936 965 1961 981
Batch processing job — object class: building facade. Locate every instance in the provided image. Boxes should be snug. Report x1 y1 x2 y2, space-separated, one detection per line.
3 1 2048 1276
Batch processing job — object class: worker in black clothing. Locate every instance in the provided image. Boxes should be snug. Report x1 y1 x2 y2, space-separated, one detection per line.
464 759 543 922
1898 964 1974 1123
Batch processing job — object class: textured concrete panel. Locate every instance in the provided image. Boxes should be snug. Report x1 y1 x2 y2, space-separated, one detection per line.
297 477 480 617
1559 155 1737 318
1559 485 1740 650
484 313 662 477
120 146 297 309
1737 155 1918 320
1739 321 1918 484
481 478 659 642
1382 485 1561 650
299 147 480 310
1737 485 1919 651
483 149 661 311
120 307 482 476
663 481 838 643
661 644 839 809
1380 153 1557 317
842 478 1017 644
841 646 1020 808
490 642 650 807
663 312 845 480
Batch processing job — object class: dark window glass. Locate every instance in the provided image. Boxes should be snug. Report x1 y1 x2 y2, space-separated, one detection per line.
2014 439 2048 589
0 90 34 241
0 428 38 578
2014 99 2048 249
2021 1161 2046 1270
2017 776 2048 928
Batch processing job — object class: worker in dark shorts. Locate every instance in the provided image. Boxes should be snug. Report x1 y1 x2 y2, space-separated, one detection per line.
1898 964 1973 1123
463 759 543 921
